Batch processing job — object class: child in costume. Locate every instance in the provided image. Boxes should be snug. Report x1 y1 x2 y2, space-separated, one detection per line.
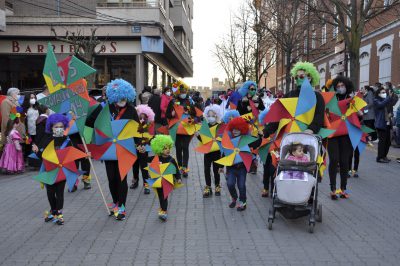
32 114 70 225
86 79 139 220
131 104 155 194
285 142 309 180
166 84 197 178
198 104 223 198
219 117 251 211
150 135 181 221
0 118 24 174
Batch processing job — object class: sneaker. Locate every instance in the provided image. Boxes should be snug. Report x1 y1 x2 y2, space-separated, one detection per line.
261 189 269 198
108 203 118 216
215 185 221 196
158 210 168 221
383 157 391 162
376 158 389 163
130 179 139 189
82 175 91 190
115 205 126 221
330 191 338 200
144 183 150 194
347 170 353 178
44 210 54 222
83 181 91 190
55 214 64 225
176 178 182 184
229 199 237 208
181 167 189 178
397 158 400 163
236 201 247 211
203 186 212 198
339 190 349 199
353 171 359 178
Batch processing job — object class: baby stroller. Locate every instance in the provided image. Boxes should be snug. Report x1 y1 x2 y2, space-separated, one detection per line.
267 132 322 233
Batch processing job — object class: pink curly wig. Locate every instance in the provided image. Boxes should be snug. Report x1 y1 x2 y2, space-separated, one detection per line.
136 104 155 122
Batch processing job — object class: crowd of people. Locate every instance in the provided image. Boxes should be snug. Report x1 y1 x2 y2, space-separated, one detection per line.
0 61 399 225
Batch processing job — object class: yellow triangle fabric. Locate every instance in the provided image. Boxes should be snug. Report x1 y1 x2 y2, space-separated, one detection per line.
42 140 59 164
119 120 138 139
276 118 292 136
215 152 236 166
153 177 162 188
280 98 298 116
164 174 174 185
296 105 316 125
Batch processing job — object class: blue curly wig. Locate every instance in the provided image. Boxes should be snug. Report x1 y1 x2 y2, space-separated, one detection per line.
238 81 257 97
258 108 270 125
45 114 69 133
106 79 136 104
222 109 240 124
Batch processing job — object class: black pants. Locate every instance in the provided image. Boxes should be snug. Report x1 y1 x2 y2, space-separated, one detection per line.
327 136 352 191
175 134 191 168
377 127 391 160
46 180 66 211
204 151 221 187
364 119 377 141
132 151 149 184
105 161 128 207
156 188 168 211
349 147 360 171
76 157 90 176
263 154 276 190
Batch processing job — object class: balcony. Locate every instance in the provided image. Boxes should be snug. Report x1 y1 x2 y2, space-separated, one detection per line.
97 0 161 8
5 1 14 16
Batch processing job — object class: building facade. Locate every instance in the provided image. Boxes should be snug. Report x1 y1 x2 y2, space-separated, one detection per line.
0 0 193 94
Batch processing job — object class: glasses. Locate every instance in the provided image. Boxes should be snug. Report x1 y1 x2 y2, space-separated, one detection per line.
249 88 256 91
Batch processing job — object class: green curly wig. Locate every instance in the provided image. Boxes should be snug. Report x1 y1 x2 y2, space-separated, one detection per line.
150 135 174 155
290 61 320 87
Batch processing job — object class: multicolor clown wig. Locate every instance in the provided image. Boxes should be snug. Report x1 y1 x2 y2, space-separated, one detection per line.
222 109 240 124
150 135 174 155
45 114 69 133
136 104 155 122
106 79 136 104
227 117 249 135
203 104 222 123
290 62 320 87
238 81 258 97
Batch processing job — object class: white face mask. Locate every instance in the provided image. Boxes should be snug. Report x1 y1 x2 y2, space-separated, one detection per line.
179 93 187 99
380 93 387 99
336 86 346 95
117 101 127 107
53 127 64 137
166 91 171 96
30 99 36 105
207 117 216 124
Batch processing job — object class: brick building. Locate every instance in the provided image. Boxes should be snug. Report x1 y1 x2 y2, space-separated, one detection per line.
0 0 193 93
263 0 400 93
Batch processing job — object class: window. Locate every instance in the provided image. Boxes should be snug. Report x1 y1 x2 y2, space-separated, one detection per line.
321 24 326 44
311 31 316 49
304 31 308 53
319 68 326 88
378 44 392 83
347 15 351 28
384 0 392 7
333 24 338 38
359 52 370 88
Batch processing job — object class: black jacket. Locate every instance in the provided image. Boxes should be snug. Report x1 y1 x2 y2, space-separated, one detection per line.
148 94 162 123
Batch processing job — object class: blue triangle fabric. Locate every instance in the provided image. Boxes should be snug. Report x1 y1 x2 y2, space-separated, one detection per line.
101 144 117 160
345 120 363 149
111 119 129 138
295 79 316 117
62 167 79 191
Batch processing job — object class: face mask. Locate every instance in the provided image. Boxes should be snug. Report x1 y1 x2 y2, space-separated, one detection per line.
207 117 216 124
254 103 259 107
30 99 36 105
248 89 256 97
166 91 171 96
336 86 346 95
117 101 127 107
380 93 387 99
179 94 187 99
296 77 305 87
53 127 64 137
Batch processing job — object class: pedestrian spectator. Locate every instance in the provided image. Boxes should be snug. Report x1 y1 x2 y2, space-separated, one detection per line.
361 85 377 141
36 85 49 100
261 89 276 111
205 98 211 107
374 87 393 163
147 87 162 129
160 87 172 126
218 92 229 118
394 104 400 148
139 86 152 104
0 118 24 174
22 93 39 157
1 88 23 147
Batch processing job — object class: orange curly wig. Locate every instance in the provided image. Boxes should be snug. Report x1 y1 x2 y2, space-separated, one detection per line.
227 117 249 135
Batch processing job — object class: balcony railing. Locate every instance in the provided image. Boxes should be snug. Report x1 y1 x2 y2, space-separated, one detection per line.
97 0 161 8
5 1 13 10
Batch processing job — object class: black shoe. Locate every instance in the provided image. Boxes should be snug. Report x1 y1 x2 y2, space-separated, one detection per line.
83 182 91 190
353 171 359 178
229 199 237 208
69 185 77 193
183 172 188 178
383 157 391 162
236 201 247 211
397 158 400 163
376 158 389 163
130 180 139 189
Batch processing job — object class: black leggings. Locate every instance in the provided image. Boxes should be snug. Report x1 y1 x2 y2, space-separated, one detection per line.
46 180 66 211
105 161 128 207
263 154 276 190
377 127 391 160
175 134 191 168
327 136 352 191
204 151 221 187
76 157 90 176
156 188 168 211
132 151 149 184
349 147 360 171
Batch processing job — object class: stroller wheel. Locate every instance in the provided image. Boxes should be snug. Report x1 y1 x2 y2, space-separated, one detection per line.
316 204 322 223
268 218 273 230
308 222 315 233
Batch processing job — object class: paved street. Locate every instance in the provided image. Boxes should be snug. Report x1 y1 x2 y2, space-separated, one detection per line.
0 141 399 266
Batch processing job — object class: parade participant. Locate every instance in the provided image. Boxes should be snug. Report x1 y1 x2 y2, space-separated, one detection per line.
0 118 24 174
69 132 92 191
327 76 355 199
1 88 22 147
131 104 155 193
160 87 172 126
149 135 181 221
166 84 197 178
374 87 393 163
198 104 223 198
32 114 70 225
237 81 258 115
219 117 251 211
86 79 139 221
261 89 276 111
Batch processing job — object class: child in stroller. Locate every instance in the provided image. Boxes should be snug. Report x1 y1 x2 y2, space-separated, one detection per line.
284 142 310 180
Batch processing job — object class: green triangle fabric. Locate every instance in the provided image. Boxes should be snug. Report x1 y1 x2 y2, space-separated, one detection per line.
83 126 94 144
163 163 177 175
238 135 257 148
325 96 342 116
67 56 96 85
297 121 309 131
317 127 336 139
94 104 113 138
258 143 271 164
169 123 179 142
43 43 63 86
33 168 59 185
361 125 375 134
199 120 213 138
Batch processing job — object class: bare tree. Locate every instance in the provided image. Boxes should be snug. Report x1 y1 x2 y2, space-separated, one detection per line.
304 0 400 88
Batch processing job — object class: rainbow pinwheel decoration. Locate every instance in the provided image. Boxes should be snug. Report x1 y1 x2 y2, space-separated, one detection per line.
195 120 222 153
256 134 280 164
146 156 178 199
168 105 201 142
215 131 258 172
33 140 88 191
262 79 316 137
85 104 138 180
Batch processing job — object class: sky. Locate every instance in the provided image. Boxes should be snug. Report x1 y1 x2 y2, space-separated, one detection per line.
183 0 243 88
